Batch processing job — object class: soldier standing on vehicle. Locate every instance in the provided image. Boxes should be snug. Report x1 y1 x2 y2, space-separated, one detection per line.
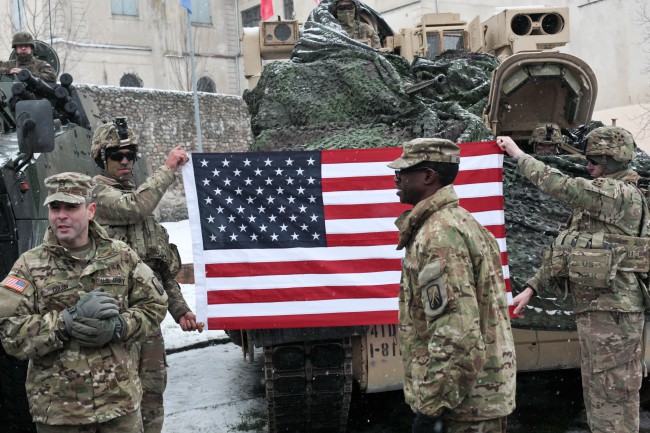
389 138 516 433
0 172 168 432
499 126 649 433
329 0 381 48
90 119 201 433
529 123 562 155
0 31 56 82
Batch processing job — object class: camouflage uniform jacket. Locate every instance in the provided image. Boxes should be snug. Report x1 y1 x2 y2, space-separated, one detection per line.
92 166 190 321
518 154 646 313
0 55 56 82
0 221 168 425
395 185 516 420
343 21 381 48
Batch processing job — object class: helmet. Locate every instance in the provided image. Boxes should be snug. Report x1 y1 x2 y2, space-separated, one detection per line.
12 31 35 49
91 118 138 168
584 126 635 171
529 123 562 146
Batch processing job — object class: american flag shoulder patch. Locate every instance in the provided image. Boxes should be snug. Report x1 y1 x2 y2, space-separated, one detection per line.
2 276 29 293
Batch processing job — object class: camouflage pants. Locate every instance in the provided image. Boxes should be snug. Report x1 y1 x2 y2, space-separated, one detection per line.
444 417 507 433
139 329 167 433
576 311 643 433
35 410 143 433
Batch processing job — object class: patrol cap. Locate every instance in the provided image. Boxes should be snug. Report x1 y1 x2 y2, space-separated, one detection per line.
43 172 92 206
388 138 460 169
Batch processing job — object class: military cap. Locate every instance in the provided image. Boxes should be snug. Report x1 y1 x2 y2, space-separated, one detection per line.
388 138 460 169
43 172 92 206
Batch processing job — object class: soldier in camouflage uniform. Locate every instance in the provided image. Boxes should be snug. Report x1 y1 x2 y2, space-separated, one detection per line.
499 126 649 433
389 138 516 433
0 31 56 82
329 0 381 48
529 123 562 155
0 172 168 433
90 119 201 433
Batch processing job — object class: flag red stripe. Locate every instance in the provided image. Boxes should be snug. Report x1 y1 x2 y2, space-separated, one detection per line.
323 196 503 220
326 232 398 246
459 196 504 214
205 258 402 278
321 168 502 192
484 224 506 239
319 140 500 164
322 147 402 164
455 168 502 185
207 284 399 304
458 140 501 157
324 202 408 219
208 311 399 330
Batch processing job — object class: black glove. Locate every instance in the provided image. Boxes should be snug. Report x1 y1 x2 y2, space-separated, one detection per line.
66 290 119 321
66 317 116 348
412 412 445 433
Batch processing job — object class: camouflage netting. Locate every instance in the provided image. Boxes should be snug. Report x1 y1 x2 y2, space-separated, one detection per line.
243 2 497 151
242 1 650 331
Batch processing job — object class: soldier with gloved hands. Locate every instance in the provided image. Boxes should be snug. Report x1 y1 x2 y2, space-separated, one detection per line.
0 172 167 433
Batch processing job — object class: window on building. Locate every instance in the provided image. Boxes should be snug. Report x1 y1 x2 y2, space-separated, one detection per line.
197 76 216 93
111 0 138 16
120 73 143 88
190 0 211 24
241 5 261 28
284 0 295 20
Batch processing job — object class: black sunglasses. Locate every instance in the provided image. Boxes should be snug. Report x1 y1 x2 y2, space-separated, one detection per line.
394 166 430 177
107 150 137 162
586 157 600 165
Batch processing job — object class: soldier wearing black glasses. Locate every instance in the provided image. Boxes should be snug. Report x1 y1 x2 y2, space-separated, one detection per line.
89 118 201 433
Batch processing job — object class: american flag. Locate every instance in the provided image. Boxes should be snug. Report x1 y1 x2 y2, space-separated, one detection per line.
183 141 511 330
3 276 28 293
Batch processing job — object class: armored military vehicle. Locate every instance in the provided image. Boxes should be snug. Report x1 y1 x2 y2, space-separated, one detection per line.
226 4 644 432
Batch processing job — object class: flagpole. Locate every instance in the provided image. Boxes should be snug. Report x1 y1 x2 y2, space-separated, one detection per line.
186 10 203 152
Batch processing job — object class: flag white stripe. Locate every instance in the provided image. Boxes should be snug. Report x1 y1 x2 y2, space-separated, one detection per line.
204 245 403 263
183 156 209 324
321 154 503 178
204 266 510 291
205 271 403 290
324 210 504 233
199 235 507 264
322 182 503 204
205 298 399 317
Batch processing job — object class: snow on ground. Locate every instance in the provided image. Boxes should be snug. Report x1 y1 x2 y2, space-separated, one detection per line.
161 220 268 433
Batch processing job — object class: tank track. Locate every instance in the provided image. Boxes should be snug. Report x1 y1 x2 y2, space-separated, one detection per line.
264 338 353 433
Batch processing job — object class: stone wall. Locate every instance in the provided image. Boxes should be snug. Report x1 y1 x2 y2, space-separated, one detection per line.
78 84 253 221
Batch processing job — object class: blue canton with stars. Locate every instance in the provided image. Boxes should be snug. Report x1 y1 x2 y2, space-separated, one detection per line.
192 151 327 250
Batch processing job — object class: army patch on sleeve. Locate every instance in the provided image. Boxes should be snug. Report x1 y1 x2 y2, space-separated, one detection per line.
418 259 448 319
2 276 29 293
